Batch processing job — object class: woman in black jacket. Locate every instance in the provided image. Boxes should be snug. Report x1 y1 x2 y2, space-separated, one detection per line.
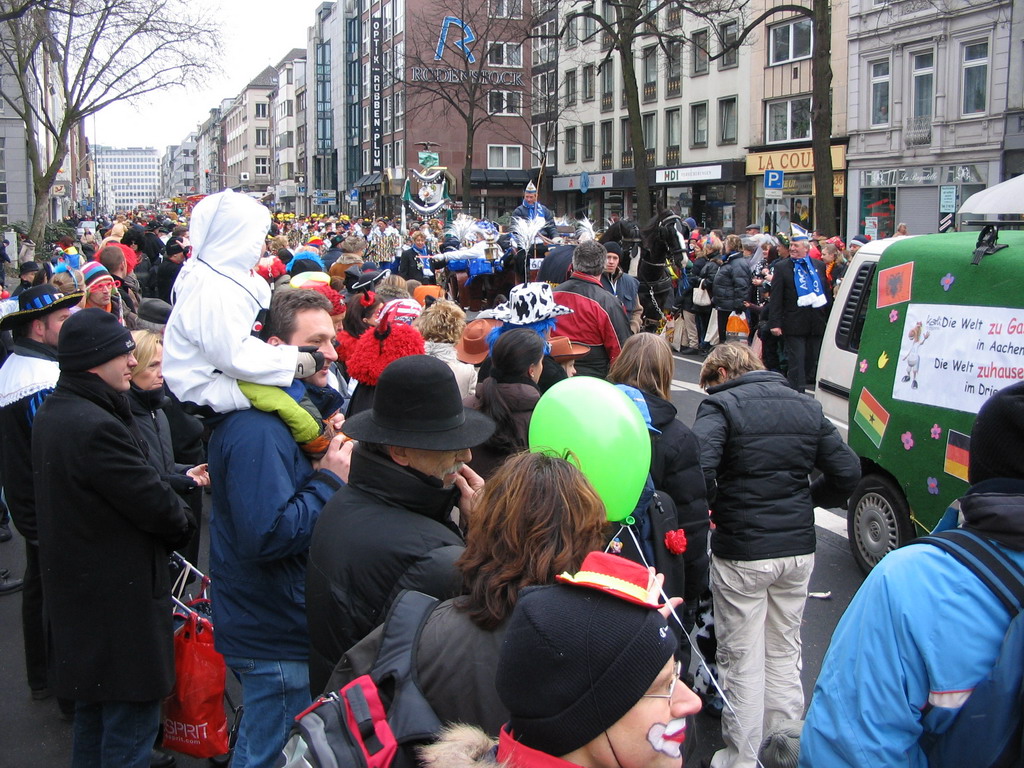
712 234 753 345
607 332 710 635
128 331 209 562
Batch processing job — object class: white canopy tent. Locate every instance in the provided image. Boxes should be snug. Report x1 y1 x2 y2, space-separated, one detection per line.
958 174 1024 216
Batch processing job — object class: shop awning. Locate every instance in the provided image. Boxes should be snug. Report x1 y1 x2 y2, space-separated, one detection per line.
354 172 382 188
470 170 533 187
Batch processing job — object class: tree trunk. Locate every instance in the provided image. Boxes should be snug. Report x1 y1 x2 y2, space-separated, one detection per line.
810 0 835 235
620 42 652 226
462 122 474 212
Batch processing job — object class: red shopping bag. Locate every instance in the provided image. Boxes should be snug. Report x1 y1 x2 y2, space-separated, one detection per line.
162 611 230 758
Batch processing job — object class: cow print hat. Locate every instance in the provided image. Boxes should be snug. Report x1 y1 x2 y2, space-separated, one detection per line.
479 282 573 326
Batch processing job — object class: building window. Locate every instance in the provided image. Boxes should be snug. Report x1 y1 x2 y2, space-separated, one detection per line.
255 157 269 176
718 97 737 144
600 60 614 96
255 102 269 119
565 126 578 163
769 18 812 65
488 144 522 169
383 142 393 169
533 20 557 66
534 123 556 167
534 71 557 115
719 21 738 68
582 123 595 160
488 90 521 116
911 51 933 119
394 92 404 131
582 3 596 38
962 41 988 116
666 40 681 80
690 102 708 147
665 108 680 147
565 69 578 106
383 96 392 135
621 117 632 159
642 111 656 154
766 96 811 143
491 0 522 18
692 29 709 74
255 128 268 147
600 120 613 157
488 42 522 67
394 139 403 167
869 60 890 126
582 64 595 101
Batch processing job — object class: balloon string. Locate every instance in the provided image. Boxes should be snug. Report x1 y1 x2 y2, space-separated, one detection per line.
615 523 767 768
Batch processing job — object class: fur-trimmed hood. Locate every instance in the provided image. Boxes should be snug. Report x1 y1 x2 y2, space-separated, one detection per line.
420 725 499 768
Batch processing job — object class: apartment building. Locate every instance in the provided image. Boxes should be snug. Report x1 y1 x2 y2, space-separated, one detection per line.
195 106 225 195
270 49 307 212
844 0 1011 236
743 0 848 237
222 67 278 196
92 145 160 212
304 2 346 215
160 132 198 200
553 2 753 228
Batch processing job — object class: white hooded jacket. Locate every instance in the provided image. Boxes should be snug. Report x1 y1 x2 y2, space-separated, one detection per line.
163 190 298 412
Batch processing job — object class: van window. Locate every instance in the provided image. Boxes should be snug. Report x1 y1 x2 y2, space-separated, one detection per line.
835 262 875 351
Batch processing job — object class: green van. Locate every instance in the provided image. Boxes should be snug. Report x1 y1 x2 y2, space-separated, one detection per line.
815 229 1024 573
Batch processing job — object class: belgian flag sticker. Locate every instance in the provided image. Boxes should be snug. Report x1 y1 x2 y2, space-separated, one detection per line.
943 430 971 482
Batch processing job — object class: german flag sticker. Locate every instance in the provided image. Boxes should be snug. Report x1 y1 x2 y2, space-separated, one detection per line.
944 430 970 482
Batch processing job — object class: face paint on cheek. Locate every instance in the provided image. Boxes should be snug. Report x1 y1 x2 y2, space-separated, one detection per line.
647 718 688 759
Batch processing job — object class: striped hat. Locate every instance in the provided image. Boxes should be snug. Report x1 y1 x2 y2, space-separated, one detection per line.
81 261 114 289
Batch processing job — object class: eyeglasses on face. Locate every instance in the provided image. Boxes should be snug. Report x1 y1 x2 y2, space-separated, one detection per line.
642 660 682 700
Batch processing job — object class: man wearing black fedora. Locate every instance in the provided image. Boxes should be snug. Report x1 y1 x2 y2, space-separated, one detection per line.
305 354 494 695
0 285 84 706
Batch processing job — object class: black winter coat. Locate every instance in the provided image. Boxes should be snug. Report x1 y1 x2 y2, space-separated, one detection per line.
32 372 194 702
327 599 508 735
692 370 860 561
643 391 710 605
766 256 831 336
305 447 466 695
128 385 197 494
398 246 431 282
712 252 752 312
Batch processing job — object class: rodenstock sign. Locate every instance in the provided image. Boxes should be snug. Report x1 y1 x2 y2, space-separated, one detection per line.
419 15 524 88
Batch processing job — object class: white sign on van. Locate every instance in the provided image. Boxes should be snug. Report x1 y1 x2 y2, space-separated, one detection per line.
893 303 1024 414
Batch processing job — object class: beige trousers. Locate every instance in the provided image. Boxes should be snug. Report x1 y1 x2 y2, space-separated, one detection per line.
709 553 814 768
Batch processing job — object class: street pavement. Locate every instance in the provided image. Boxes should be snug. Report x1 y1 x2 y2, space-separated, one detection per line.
0 349 866 768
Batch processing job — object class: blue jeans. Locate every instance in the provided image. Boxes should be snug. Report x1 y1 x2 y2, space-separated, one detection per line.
71 699 162 768
223 656 311 768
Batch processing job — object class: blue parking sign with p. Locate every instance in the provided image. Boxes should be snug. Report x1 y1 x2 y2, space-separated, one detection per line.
764 170 784 189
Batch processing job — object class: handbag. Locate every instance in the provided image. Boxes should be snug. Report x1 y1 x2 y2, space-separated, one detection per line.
692 279 712 307
726 311 750 335
162 610 230 758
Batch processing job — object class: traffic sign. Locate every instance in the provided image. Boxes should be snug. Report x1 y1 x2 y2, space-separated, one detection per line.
765 188 783 199
764 170 784 190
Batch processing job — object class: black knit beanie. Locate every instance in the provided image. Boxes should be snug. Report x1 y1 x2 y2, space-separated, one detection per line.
58 308 136 372
969 381 1024 484
495 583 677 756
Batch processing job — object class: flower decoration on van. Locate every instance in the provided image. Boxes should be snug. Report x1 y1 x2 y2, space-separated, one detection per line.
901 431 914 450
889 309 899 323
927 477 939 495
878 350 890 369
931 424 942 440
859 359 868 374
941 273 955 291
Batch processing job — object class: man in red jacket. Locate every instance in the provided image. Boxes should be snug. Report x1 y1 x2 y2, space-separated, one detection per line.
553 240 631 378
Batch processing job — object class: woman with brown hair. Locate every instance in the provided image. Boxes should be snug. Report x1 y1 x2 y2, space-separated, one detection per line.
608 333 709 640
323 450 608 736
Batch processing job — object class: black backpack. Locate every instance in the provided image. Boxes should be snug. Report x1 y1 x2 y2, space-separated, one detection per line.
277 590 442 768
916 530 1024 768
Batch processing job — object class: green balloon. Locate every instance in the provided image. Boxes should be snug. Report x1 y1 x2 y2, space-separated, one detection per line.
529 376 651 522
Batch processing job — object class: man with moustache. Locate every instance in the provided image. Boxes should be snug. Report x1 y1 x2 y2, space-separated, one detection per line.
305 354 494 695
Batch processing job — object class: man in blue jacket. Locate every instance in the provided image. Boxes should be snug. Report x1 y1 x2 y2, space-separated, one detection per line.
801 383 1024 767
208 288 352 768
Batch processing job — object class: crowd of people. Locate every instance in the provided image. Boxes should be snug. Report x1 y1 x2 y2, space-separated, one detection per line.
0 185 1018 768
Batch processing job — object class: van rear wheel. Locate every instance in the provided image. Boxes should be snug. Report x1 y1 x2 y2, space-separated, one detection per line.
847 474 915 575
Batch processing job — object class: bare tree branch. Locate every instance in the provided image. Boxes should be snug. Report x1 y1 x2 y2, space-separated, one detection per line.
0 0 221 241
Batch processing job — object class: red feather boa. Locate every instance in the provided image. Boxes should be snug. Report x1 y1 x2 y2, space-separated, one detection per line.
345 322 425 385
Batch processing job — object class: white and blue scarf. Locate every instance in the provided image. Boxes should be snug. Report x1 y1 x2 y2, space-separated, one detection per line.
794 256 827 308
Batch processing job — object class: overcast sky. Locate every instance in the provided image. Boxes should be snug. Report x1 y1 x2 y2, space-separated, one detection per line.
91 0 327 153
